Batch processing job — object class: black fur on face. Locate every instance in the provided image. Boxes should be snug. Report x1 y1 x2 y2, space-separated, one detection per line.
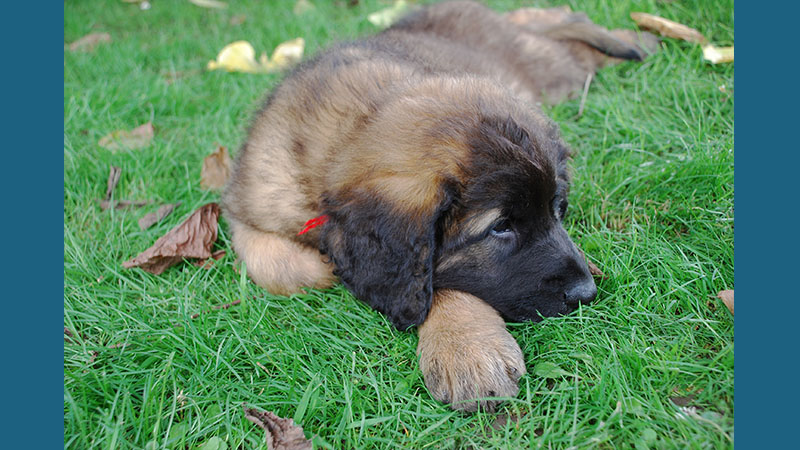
433 116 597 322
319 184 456 330
319 115 595 330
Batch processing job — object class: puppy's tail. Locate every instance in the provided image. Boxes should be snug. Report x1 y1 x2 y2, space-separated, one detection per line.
540 22 645 61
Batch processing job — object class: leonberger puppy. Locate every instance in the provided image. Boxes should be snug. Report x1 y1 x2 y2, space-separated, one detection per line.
223 1 657 411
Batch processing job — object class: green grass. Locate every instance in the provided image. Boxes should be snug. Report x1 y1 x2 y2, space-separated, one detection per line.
64 1 734 448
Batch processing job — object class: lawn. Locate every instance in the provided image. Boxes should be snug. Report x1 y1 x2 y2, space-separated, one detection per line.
64 0 734 448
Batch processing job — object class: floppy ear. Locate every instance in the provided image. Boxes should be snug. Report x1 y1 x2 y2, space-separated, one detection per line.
319 184 454 330
538 120 572 185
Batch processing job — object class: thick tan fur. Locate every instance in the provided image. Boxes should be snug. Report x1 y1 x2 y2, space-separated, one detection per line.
222 1 656 411
417 290 525 412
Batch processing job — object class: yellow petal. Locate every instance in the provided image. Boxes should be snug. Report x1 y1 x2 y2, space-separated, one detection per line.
189 0 227 9
702 45 734 64
209 40 260 73
368 0 411 29
630 12 707 44
268 38 305 70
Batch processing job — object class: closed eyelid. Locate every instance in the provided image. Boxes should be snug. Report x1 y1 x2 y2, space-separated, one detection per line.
463 208 503 238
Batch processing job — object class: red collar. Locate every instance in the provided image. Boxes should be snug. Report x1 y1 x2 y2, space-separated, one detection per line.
297 215 329 235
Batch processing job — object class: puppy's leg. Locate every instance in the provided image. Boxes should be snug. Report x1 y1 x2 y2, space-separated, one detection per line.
228 218 336 296
506 7 658 65
418 289 526 412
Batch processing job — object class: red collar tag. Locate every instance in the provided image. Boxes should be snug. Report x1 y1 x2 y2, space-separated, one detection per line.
297 215 329 235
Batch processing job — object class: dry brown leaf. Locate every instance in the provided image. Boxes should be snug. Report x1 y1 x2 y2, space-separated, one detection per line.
68 32 112 52
104 166 122 200
669 394 696 407
576 248 607 279
98 122 154 152
138 203 181 230
99 199 151 210
630 12 707 44
242 405 312 450
123 203 220 274
587 259 607 279
193 249 227 269
201 146 232 190
717 290 734 315
99 166 152 211
702 45 734 64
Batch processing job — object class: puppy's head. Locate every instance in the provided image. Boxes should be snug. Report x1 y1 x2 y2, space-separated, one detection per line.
319 82 595 328
433 116 596 322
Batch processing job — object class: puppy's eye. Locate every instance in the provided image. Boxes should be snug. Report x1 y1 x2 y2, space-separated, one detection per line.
558 199 568 220
490 219 513 237
553 197 568 220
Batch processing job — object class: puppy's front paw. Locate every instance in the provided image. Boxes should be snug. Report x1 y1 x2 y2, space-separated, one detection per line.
417 290 526 412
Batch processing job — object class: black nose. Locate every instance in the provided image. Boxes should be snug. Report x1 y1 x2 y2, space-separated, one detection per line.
564 278 597 306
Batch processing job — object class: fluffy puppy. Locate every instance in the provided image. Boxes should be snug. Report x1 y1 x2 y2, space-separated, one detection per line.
222 1 656 411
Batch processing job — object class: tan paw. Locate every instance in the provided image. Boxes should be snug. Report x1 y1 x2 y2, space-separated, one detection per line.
417 290 526 412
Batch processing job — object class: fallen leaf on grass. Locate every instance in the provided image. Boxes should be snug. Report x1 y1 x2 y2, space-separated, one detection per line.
99 199 151 210
577 248 607 279
368 0 414 28
229 14 247 25
201 146 232 190
208 41 260 72
193 249 227 269
98 165 152 210
293 0 315 15
68 32 111 52
98 122 154 152
207 39 304 74
702 44 734 64
189 0 227 9
587 259 607 279
261 38 305 71
104 166 122 200
630 12 707 44
123 203 220 274
669 395 696 407
138 203 181 230
243 405 312 450
717 290 734 315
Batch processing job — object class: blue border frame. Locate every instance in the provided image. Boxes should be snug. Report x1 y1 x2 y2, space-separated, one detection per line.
737 1 798 447
10 0 796 447
5 2 65 448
